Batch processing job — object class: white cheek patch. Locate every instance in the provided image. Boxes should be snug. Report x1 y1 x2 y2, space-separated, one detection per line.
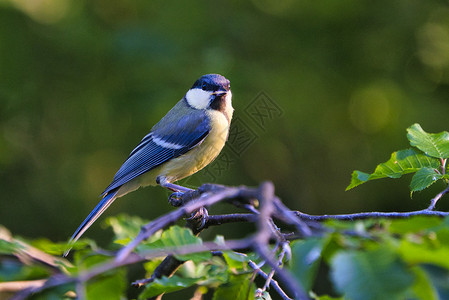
185 88 212 110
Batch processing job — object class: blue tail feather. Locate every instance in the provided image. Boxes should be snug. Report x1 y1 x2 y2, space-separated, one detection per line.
64 190 118 256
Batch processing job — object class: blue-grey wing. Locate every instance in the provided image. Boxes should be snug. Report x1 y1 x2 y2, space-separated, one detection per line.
102 102 210 195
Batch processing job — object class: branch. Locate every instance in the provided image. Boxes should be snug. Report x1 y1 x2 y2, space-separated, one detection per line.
427 184 449 210
252 182 309 300
249 260 292 300
116 185 256 262
296 209 449 221
11 238 253 300
10 180 449 300
0 280 46 293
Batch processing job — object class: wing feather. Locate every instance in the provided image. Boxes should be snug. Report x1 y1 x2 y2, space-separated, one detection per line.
102 103 210 195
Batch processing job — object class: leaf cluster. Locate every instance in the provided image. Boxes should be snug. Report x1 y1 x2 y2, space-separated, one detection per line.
3 124 449 299
347 124 449 194
3 213 449 299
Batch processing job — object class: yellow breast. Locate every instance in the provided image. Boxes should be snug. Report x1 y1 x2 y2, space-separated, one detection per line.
138 109 231 186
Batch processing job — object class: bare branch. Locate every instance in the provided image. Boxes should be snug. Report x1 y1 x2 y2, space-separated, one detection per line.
296 209 449 221
0 280 46 293
249 260 292 300
10 181 449 300
427 184 449 210
253 182 309 300
116 185 252 263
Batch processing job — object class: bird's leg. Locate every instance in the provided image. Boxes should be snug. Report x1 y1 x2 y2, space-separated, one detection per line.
157 176 208 229
157 176 193 193
156 176 193 193
157 176 194 206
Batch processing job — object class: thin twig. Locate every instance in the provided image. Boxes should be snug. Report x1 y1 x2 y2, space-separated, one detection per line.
254 182 309 300
11 238 252 300
11 181 449 300
0 280 46 293
248 260 292 300
296 209 449 221
274 197 312 236
116 186 253 262
427 184 449 210
263 242 288 292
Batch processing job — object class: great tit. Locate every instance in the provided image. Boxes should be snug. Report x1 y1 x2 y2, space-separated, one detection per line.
64 74 233 256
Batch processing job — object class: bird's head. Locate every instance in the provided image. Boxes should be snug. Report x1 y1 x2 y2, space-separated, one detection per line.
185 74 233 120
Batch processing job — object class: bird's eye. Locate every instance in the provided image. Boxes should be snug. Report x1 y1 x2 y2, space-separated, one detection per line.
201 82 207 91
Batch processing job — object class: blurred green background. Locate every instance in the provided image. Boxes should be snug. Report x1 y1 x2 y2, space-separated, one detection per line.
1 0 449 254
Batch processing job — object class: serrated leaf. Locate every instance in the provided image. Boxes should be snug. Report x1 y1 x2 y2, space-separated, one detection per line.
407 123 449 159
331 248 413 300
346 171 370 190
290 238 326 291
163 226 211 262
410 167 443 192
213 274 255 300
138 275 200 299
346 148 440 190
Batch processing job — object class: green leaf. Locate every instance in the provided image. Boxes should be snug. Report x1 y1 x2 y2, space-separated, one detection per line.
138 275 200 299
331 248 413 300
398 239 449 270
346 148 440 190
0 259 51 281
213 274 255 300
29 284 75 300
86 269 127 300
162 226 211 262
346 171 370 190
139 226 212 263
310 293 344 300
290 238 326 291
407 123 449 159
31 238 68 256
143 258 164 276
0 239 23 254
410 266 438 300
421 265 449 299
74 253 110 271
410 167 443 192
387 216 443 234
105 214 153 245
222 251 254 271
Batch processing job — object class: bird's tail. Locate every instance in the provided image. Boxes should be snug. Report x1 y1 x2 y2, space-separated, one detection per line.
63 190 118 257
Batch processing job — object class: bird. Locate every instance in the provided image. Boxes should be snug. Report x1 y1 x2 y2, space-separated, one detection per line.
64 74 233 256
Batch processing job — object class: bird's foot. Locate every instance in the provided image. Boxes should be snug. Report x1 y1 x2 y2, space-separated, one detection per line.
186 207 209 230
168 192 184 207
